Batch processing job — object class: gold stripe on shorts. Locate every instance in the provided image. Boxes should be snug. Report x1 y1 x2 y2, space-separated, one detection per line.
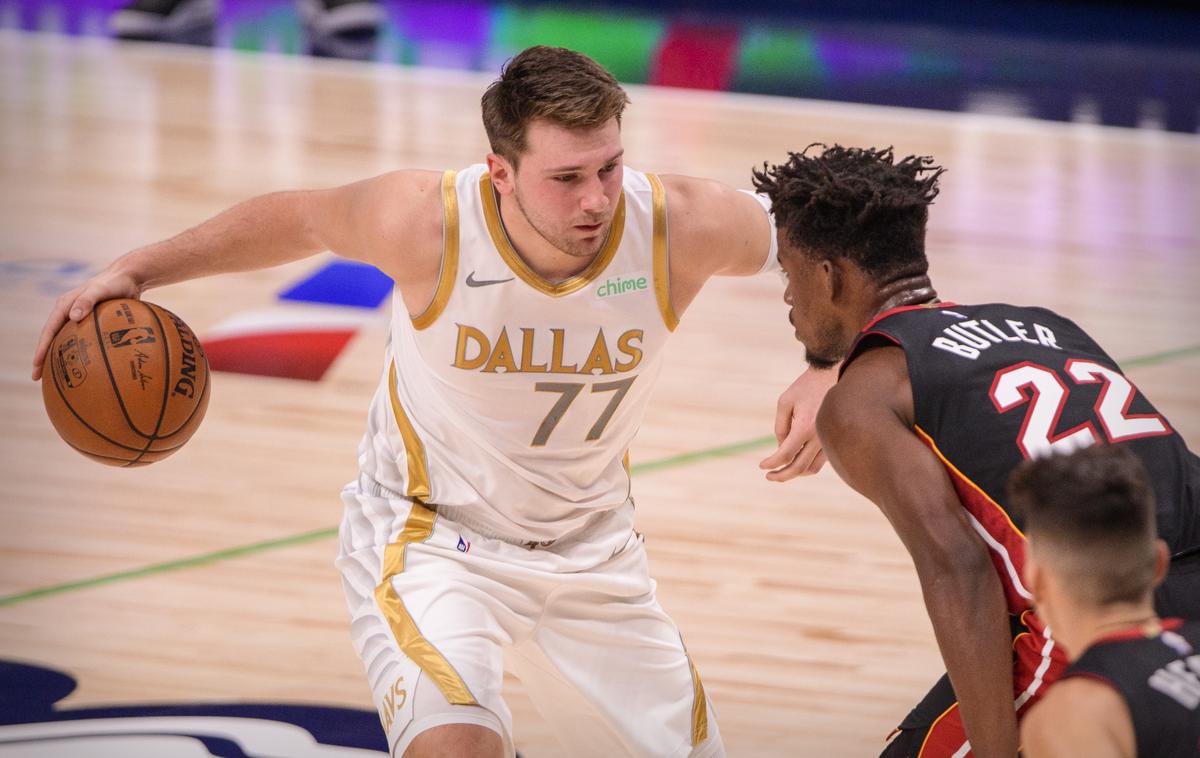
374 502 478 706
688 653 708 745
388 360 431 501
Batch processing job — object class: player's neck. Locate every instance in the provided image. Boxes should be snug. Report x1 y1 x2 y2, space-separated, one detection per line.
869 273 938 319
1059 599 1160 660
497 192 598 282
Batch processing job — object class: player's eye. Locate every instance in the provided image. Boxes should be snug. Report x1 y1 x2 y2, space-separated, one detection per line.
553 174 577 183
600 163 617 174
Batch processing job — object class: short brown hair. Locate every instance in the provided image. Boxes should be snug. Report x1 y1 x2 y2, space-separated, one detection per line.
481 46 630 164
1008 445 1158 606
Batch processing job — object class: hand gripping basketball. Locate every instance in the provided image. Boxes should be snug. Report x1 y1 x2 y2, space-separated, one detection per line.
40 298 211 466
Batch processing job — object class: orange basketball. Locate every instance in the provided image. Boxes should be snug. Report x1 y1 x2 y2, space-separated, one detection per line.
41 298 211 467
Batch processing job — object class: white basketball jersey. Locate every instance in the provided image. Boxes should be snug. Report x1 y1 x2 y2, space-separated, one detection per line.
351 164 678 544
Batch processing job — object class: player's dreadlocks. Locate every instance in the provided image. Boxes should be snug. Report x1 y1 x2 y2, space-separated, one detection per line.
752 144 945 282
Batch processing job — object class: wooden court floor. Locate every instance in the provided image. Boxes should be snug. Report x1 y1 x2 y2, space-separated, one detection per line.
1 31 1198 756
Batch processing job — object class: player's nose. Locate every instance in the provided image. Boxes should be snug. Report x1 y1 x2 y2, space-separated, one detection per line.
579 178 609 214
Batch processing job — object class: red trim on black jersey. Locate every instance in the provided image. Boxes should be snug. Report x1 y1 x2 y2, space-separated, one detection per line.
1094 618 1186 646
913 425 1033 614
860 301 961 333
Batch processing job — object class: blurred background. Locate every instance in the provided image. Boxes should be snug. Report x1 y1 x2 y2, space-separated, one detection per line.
6 0 1199 133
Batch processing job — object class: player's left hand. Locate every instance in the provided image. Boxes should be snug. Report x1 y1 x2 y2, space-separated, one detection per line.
759 367 838 481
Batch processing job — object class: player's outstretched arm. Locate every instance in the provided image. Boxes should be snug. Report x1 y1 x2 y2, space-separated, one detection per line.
658 174 776 306
1020 679 1132 758
32 170 443 380
660 174 834 478
818 345 1019 758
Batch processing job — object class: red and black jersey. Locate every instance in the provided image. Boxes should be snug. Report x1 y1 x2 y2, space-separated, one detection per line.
843 302 1200 618
1063 619 1200 758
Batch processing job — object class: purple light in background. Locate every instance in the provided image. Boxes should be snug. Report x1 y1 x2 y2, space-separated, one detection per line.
816 36 908 81
396 1 489 69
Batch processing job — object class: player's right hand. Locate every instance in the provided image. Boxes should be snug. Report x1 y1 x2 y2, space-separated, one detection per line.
32 267 142 381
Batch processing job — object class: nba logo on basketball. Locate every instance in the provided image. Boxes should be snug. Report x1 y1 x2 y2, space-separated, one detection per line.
108 327 157 348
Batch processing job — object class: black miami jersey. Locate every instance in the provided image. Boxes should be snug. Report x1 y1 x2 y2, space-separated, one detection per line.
1063 619 1200 758
843 302 1200 619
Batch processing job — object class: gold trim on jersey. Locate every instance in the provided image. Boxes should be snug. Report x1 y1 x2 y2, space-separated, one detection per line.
687 651 708 745
479 173 626 297
648 173 678 331
917 701 959 757
388 360 431 500
913 425 1026 539
411 170 460 330
374 502 478 706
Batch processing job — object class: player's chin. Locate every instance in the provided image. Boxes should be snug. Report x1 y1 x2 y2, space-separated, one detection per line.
572 234 606 256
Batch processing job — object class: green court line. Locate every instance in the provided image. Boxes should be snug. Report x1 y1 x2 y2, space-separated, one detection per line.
0 527 338 607
2 342 1195 608
1122 344 1200 368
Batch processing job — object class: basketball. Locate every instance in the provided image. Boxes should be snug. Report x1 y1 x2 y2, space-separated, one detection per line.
40 298 211 467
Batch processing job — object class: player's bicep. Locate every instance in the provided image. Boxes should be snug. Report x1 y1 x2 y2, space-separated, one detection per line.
712 187 775 276
662 175 774 279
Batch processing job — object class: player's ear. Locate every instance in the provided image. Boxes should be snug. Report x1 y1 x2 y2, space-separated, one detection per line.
487 153 516 195
1150 538 1170 588
823 257 845 303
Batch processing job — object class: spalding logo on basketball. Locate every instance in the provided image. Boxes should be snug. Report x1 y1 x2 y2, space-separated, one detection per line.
41 298 211 467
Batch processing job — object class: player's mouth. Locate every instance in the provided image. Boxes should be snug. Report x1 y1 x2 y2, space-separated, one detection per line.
575 222 604 234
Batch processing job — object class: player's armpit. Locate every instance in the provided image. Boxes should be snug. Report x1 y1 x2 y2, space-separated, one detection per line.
1020 679 1132 758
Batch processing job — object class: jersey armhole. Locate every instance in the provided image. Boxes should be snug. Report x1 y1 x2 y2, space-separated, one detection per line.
411 170 460 330
647 173 678 332
840 330 900 378
737 189 779 276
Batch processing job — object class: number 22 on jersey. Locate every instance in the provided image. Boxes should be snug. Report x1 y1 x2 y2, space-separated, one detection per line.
989 359 1172 459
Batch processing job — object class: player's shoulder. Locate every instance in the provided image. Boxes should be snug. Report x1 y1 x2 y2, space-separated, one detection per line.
372 168 445 207
336 169 449 281
838 340 909 391
1021 677 1130 756
365 169 447 235
819 346 910 437
1041 675 1126 713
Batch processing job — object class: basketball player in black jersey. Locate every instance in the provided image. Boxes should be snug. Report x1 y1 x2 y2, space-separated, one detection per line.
1009 445 1200 758
752 144 1200 758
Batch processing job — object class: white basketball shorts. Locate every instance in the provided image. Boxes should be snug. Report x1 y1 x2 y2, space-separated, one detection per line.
336 478 723 758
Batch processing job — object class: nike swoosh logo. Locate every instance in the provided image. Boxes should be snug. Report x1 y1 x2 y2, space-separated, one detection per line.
465 272 515 287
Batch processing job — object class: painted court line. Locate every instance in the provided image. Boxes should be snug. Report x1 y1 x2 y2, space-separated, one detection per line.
2 343 1196 608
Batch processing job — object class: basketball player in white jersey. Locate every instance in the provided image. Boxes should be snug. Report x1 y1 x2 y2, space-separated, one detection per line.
33 46 834 757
